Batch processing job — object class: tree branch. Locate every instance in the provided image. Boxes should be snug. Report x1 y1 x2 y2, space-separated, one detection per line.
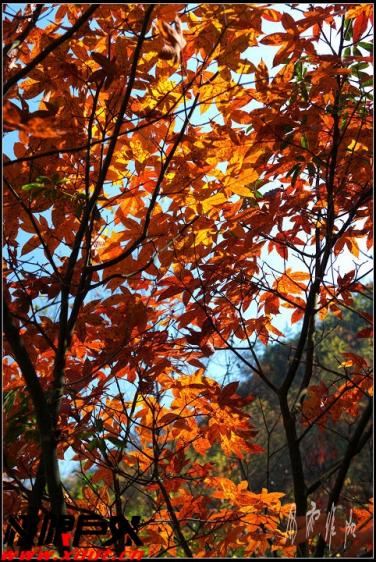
4 5 98 95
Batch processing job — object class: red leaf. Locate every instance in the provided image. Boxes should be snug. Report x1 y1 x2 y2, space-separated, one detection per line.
276 243 288 259
357 327 373 338
261 8 282 22
281 12 297 31
200 342 215 357
218 381 239 404
91 51 114 73
264 295 280 315
353 12 368 43
291 308 304 324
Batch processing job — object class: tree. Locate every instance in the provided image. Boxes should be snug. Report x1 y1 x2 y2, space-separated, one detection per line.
236 287 373 503
3 3 373 558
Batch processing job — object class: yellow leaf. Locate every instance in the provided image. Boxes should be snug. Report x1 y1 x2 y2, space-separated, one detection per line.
347 139 368 151
202 192 227 213
340 360 353 368
285 269 310 281
346 237 360 257
195 229 213 245
230 184 255 197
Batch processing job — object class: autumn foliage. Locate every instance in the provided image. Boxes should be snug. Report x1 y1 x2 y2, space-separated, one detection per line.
2 3 373 558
